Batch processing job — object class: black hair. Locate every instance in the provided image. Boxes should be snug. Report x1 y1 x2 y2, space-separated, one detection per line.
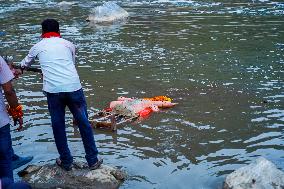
41 19 60 34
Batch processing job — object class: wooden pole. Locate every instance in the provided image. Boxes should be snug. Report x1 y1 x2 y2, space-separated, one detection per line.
12 65 42 73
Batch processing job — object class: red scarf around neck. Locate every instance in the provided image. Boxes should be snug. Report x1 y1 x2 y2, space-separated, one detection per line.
41 32 61 38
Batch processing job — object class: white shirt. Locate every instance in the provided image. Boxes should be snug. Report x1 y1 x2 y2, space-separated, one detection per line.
20 37 82 93
0 56 14 128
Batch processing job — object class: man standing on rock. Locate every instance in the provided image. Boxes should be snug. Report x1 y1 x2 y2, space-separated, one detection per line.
20 19 103 171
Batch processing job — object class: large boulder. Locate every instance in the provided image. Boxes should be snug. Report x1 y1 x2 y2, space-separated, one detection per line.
87 2 129 23
223 157 284 189
18 162 126 189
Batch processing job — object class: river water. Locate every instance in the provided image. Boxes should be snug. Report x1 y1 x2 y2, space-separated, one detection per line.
0 0 284 188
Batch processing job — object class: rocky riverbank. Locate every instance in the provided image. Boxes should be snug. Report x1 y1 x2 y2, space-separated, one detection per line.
18 157 284 189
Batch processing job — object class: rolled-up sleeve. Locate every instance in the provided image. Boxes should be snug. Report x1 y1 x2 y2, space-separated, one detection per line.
0 57 14 84
20 45 37 68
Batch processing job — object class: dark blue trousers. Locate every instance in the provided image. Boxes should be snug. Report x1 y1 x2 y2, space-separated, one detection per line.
46 89 99 168
0 124 13 180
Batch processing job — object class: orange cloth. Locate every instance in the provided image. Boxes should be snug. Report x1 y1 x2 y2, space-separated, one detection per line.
143 96 172 102
7 105 23 120
138 107 153 118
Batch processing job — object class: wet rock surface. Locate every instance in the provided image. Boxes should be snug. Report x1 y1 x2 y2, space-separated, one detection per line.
223 157 284 189
18 162 126 189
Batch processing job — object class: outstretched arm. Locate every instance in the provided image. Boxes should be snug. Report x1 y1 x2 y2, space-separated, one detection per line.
20 45 37 69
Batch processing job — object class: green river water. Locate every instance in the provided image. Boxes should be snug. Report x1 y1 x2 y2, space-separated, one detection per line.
0 0 284 188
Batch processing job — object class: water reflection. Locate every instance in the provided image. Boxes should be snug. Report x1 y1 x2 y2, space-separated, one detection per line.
1 0 284 188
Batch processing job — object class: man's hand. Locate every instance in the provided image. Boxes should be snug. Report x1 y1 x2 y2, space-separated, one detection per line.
13 69 23 79
7 105 24 131
7 62 23 79
14 117 23 131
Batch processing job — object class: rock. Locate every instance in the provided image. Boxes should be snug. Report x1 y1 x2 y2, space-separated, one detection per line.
223 157 284 189
58 1 76 7
58 1 76 10
87 2 129 23
18 162 126 189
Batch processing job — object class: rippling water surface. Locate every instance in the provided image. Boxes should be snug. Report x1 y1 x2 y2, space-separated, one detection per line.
0 0 284 188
